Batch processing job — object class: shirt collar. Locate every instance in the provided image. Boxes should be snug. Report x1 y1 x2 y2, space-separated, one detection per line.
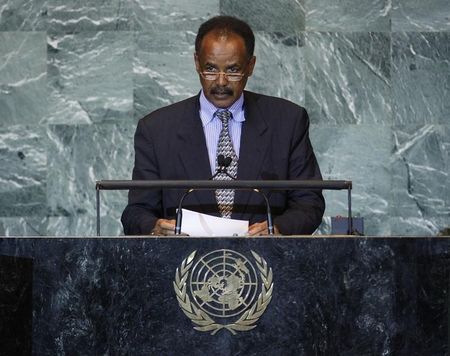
199 90 245 127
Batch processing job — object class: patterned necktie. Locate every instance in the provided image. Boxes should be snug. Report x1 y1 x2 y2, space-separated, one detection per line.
214 110 238 218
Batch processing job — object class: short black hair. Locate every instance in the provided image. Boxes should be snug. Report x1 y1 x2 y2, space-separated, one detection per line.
195 16 255 58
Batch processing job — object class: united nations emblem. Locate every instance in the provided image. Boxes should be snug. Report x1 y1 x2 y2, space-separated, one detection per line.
173 249 273 335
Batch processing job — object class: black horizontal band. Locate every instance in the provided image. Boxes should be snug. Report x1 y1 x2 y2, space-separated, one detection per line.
96 179 352 191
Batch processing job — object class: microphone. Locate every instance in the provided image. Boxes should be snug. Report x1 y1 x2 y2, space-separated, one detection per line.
217 154 227 169
210 155 234 180
222 156 232 168
175 155 233 234
175 188 193 234
216 156 274 234
174 155 275 235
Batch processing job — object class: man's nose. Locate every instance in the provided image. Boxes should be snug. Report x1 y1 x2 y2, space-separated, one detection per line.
216 72 229 86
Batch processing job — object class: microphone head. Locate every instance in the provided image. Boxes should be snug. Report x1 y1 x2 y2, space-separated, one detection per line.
223 157 232 167
217 154 225 166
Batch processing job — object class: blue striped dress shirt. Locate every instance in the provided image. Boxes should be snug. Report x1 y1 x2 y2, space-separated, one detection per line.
199 90 245 175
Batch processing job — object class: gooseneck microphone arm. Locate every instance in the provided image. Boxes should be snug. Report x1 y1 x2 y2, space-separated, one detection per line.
174 155 275 236
175 189 193 235
253 189 274 235
216 155 274 235
175 155 233 234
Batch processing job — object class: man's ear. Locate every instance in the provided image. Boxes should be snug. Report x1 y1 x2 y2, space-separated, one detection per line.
194 53 200 72
247 56 256 77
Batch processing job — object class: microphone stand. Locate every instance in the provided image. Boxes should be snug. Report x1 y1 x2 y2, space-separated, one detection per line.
174 155 275 236
175 155 230 234
253 189 274 235
174 189 193 235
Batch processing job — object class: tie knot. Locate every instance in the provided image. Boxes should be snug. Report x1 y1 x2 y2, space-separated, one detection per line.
216 110 231 125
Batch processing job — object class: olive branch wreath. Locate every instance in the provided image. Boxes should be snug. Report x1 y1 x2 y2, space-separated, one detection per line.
173 250 273 335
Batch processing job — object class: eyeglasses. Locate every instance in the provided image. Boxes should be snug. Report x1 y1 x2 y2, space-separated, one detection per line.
200 71 245 82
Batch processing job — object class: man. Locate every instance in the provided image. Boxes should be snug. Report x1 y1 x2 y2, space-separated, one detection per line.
121 16 325 236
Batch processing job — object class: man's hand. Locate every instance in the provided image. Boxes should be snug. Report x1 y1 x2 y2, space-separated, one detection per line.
248 221 281 236
151 219 177 236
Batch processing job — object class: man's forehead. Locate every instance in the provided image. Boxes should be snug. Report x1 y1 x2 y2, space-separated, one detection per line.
198 31 246 54
205 29 242 42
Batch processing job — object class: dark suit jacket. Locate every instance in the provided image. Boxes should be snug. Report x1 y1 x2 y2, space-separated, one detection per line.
121 91 325 235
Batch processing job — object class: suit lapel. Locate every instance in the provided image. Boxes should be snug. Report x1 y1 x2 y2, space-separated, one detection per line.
176 95 218 214
173 92 270 218
233 92 270 217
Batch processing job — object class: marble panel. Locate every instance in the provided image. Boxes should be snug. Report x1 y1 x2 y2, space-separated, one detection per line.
390 125 450 236
0 215 123 237
220 0 305 32
45 31 133 124
0 125 47 216
133 31 199 120
46 123 134 228
305 32 391 125
392 32 450 125
392 0 450 31
305 0 391 31
0 217 48 236
311 125 392 236
45 0 133 32
246 32 305 105
0 32 47 126
47 215 123 236
132 0 219 31
0 0 47 31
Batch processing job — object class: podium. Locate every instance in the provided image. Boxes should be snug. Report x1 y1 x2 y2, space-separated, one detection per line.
0 254 33 355
1 236 449 355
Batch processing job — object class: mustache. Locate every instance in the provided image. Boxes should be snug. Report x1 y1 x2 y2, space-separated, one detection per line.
211 87 233 95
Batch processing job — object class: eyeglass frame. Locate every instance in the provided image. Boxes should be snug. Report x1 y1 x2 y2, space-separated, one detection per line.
198 59 253 82
199 71 246 82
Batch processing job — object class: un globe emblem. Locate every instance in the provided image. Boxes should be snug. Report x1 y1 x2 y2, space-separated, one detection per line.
174 249 274 335
190 249 258 318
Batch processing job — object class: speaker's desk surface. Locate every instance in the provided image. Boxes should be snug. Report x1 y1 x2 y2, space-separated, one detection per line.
1 236 449 355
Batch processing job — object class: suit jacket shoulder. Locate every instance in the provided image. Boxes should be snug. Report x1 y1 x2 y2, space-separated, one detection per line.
139 95 200 130
244 90 305 111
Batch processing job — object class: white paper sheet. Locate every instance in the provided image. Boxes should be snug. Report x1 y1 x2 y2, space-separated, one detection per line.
180 208 249 237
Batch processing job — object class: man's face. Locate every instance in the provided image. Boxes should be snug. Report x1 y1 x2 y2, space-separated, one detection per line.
195 31 256 108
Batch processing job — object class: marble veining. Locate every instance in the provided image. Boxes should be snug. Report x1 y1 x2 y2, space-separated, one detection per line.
0 0 220 32
305 32 392 125
247 32 305 105
0 32 47 126
392 32 450 125
45 0 133 32
46 123 133 234
220 0 305 32
0 217 48 236
45 31 133 124
305 0 391 31
392 0 450 31
391 125 450 235
0 1 449 236
0 126 47 216
311 125 392 235
133 0 220 31
46 215 123 236
0 0 48 31
133 30 198 120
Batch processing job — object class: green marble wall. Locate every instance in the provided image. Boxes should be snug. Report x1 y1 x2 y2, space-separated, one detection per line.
0 0 449 236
